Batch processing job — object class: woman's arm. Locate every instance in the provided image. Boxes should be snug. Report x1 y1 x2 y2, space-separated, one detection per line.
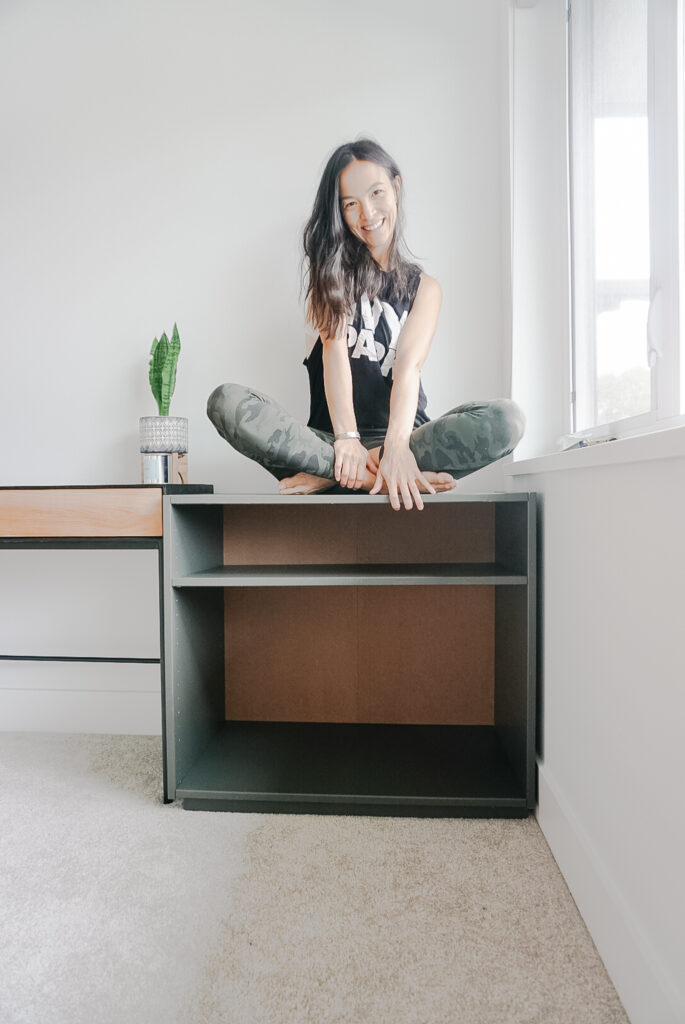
321 325 374 489
370 273 443 509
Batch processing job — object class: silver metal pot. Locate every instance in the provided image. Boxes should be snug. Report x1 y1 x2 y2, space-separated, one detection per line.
141 452 188 484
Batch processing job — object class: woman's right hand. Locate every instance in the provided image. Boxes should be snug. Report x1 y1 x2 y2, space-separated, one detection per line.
333 438 373 489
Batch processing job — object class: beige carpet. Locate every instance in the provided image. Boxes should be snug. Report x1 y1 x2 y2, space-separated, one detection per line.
0 733 630 1024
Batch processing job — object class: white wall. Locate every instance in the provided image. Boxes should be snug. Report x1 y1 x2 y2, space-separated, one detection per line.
0 1 515 732
510 2 685 1020
0 0 513 494
512 458 685 1024
510 0 571 459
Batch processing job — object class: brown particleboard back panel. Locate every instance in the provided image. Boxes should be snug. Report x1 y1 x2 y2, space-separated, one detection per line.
224 586 494 725
0 488 163 538
222 503 494 565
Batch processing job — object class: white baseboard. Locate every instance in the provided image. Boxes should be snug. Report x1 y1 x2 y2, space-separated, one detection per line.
537 764 684 1024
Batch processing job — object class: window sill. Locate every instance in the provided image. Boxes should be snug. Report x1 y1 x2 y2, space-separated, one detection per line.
507 423 685 475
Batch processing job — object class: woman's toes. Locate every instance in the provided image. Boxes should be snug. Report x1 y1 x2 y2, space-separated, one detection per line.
430 473 457 491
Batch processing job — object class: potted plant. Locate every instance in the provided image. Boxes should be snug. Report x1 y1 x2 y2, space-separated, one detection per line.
139 323 188 482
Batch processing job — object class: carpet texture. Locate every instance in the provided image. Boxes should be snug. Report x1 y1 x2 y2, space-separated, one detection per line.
0 733 630 1024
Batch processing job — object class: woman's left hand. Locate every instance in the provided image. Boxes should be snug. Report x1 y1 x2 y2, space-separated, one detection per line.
369 441 436 511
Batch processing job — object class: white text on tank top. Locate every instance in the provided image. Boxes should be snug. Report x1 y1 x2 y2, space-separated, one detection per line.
347 292 408 378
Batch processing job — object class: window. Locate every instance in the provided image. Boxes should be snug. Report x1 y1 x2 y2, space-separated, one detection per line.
569 0 684 437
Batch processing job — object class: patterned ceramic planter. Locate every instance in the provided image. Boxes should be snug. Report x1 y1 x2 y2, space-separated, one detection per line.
139 416 188 454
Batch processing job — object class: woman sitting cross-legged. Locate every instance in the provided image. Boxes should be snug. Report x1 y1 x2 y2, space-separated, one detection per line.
207 137 525 511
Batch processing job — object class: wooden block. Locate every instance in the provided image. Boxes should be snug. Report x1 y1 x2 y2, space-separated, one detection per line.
0 488 163 538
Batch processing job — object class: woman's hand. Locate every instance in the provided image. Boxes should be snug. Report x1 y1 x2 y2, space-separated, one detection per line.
369 441 436 510
333 438 374 489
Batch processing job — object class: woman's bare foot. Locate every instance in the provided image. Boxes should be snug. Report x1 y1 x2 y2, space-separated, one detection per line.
279 464 379 494
279 472 337 494
420 471 457 493
363 470 457 494
278 468 457 496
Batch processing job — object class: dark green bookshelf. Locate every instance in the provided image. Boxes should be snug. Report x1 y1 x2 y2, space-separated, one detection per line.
163 493 537 817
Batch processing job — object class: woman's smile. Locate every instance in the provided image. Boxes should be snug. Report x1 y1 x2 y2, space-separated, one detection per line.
362 217 385 233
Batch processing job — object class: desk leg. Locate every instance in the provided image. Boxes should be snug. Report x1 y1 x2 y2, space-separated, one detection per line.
157 542 172 804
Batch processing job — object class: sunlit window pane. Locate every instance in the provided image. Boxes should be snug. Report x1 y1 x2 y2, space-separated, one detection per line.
594 118 650 281
596 299 651 424
570 0 683 435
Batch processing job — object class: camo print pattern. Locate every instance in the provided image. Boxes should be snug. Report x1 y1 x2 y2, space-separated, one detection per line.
409 400 526 478
207 383 336 480
207 385 525 481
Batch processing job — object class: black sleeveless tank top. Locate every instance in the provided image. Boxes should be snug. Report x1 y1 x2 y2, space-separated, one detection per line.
304 268 430 437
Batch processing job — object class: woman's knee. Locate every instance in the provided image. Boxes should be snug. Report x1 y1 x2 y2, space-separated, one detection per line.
207 383 285 461
207 382 245 425
488 399 526 455
206 382 260 446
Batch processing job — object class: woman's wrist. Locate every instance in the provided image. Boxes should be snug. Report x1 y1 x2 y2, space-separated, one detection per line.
334 430 361 442
383 433 411 451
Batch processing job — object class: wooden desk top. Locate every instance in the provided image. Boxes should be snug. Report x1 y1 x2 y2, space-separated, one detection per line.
0 485 212 538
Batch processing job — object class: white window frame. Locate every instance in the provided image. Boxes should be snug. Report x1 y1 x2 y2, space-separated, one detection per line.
568 0 684 441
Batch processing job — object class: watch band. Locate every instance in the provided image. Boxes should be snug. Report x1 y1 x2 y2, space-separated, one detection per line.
334 431 361 442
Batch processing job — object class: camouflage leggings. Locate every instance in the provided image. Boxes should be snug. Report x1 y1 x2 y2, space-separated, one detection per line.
206 383 525 481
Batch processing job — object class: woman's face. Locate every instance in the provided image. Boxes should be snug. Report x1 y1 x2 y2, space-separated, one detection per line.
339 159 400 269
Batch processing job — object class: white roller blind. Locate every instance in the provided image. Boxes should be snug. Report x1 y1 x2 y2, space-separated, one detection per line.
570 0 656 432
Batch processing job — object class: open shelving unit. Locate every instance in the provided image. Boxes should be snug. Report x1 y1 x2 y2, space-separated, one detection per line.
163 492 536 816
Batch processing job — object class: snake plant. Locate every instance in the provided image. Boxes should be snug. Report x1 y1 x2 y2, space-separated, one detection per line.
149 323 181 416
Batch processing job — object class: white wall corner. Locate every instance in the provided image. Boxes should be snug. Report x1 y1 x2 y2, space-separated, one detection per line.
511 0 572 458
537 764 685 1024
500 0 515 399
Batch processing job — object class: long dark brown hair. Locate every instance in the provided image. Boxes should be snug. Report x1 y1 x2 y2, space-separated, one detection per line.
302 138 422 338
